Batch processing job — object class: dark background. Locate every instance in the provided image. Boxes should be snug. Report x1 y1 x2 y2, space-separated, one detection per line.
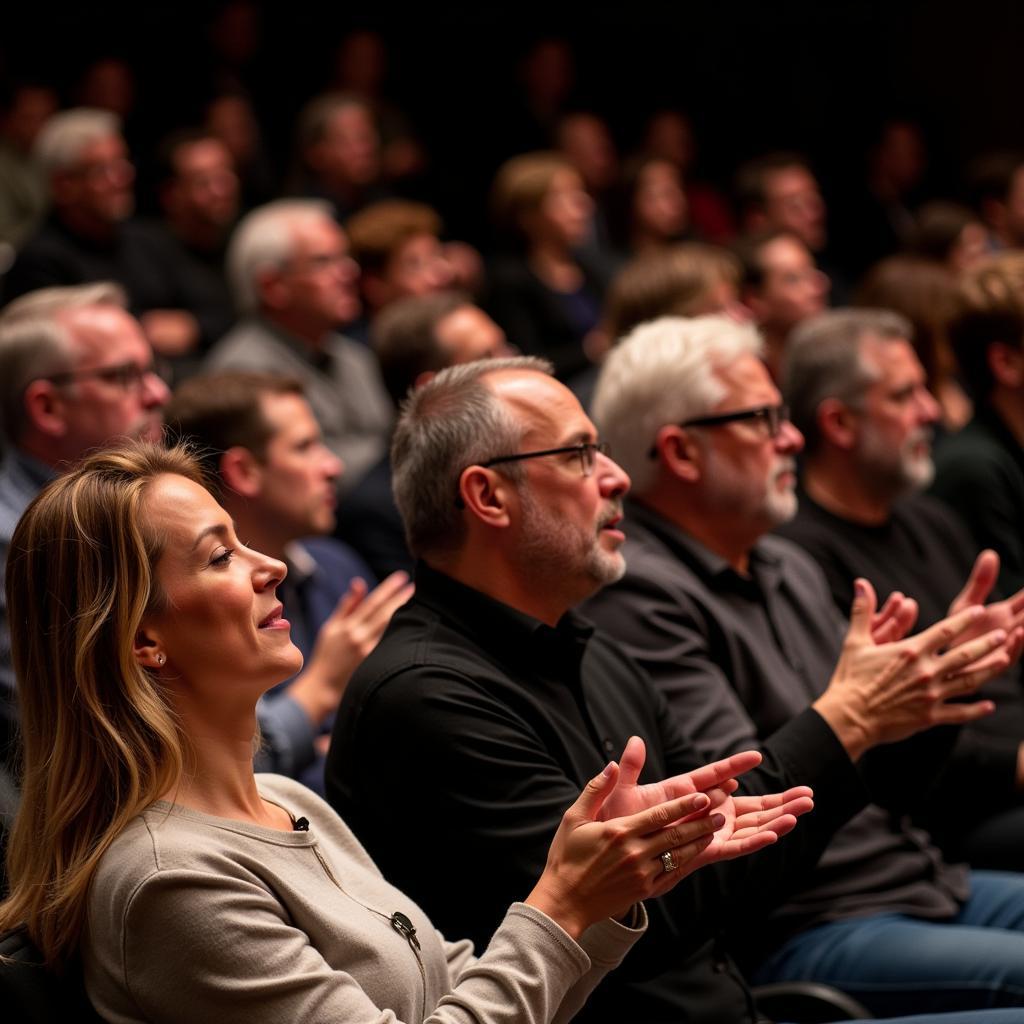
4 1 1022 239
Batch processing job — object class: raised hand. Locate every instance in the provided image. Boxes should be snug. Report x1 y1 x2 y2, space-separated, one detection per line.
526 760 728 939
948 550 1024 666
815 578 1009 761
598 738 813 882
287 571 415 726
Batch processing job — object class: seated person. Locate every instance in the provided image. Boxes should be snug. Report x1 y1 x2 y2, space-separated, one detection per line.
204 199 393 494
486 152 611 380
337 291 510 578
0 439 777 1022
165 371 413 787
933 253 1024 595
343 198 457 342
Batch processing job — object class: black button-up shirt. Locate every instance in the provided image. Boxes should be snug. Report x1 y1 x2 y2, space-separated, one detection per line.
328 562 866 1024
583 500 969 963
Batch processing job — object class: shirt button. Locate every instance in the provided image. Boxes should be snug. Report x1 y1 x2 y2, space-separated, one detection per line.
603 738 615 753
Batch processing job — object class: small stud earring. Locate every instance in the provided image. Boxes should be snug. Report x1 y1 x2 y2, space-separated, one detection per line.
156 653 165 666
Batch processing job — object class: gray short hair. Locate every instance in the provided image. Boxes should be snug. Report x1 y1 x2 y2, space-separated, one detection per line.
33 108 121 177
226 199 335 313
0 282 127 441
784 308 912 456
391 356 553 559
593 315 764 493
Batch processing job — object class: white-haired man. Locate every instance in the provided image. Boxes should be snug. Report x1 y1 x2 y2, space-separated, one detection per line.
3 109 200 358
582 313 1024 1017
205 199 392 493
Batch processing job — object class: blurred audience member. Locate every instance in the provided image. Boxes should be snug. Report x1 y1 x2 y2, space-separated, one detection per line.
856 254 970 431
734 229 829 381
836 118 928 275
616 155 690 257
933 253 1024 595
0 283 168 763
205 199 392 493
0 82 57 250
328 29 427 184
968 152 1024 252
557 111 620 274
165 371 413 786
138 129 240 354
643 109 736 243
778 307 1024 866
571 242 741 408
292 92 390 221
204 91 276 207
487 151 608 379
913 201 990 276
338 291 510 578
508 37 577 152
3 109 202 360
736 152 848 299
344 199 455 340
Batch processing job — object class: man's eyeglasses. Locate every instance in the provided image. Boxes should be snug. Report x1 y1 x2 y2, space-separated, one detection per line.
648 403 790 457
481 440 611 478
43 361 165 393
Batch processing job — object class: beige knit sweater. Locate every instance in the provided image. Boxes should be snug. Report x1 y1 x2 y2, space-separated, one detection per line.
84 774 645 1024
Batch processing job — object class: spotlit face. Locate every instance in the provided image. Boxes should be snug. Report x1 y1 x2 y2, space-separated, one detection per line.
696 353 804 532
487 371 631 601
852 337 941 495
141 474 303 702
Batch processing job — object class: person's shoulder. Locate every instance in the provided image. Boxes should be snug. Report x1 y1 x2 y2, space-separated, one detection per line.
299 536 374 585
204 319 278 369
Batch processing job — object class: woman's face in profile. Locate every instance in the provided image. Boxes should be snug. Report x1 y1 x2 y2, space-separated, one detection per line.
137 474 303 703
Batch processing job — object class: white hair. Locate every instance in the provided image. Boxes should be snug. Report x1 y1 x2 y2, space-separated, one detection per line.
226 199 335 313
33 108 121 177
593 315 764 493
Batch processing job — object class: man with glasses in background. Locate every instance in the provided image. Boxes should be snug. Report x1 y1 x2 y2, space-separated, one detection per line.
0 282 168 767
582 313 1024 1017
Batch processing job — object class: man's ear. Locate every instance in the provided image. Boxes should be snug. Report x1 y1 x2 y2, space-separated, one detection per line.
22 380 68 439
133 623 165 672
457 466 513 529
258 267 290 312
219 446 263 499
988 341 1024 389
816 396 857 450
655 425 702 483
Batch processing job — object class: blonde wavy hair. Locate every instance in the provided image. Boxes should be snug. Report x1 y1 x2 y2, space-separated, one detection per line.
0 441 206 967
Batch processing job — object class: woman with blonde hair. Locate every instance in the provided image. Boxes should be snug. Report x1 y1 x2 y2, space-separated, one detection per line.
0 441 792 1023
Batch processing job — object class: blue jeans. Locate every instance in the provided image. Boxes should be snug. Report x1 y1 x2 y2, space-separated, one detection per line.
755 871 1024 1017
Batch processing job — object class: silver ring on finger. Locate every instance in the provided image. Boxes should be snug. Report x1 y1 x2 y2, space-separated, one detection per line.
660 850 677 873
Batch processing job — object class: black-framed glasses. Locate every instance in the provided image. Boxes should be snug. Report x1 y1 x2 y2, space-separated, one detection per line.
482 440 611 478
43 360 165 393
648 403 790 457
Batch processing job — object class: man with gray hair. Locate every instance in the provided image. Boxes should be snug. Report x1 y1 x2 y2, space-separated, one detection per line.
2 109 200 360
205 198 391 493
0 282 169 760
582 313 1024 1016
325 353 1018 1023
777 307 1024 868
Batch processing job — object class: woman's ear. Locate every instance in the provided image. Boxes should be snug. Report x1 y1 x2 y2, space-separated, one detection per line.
134 625 166 671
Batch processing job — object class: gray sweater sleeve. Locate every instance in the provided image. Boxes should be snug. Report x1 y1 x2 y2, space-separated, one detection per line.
107 869 642 1024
